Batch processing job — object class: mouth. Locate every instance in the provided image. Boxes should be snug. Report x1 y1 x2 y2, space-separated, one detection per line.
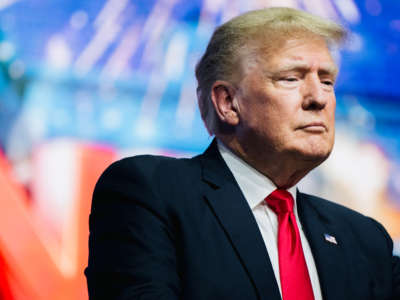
297 122 327 132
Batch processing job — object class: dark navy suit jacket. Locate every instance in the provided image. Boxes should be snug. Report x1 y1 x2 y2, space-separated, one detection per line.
85 140 400 299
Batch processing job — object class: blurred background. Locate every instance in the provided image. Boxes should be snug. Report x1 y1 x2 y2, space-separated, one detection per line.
0 0 399 299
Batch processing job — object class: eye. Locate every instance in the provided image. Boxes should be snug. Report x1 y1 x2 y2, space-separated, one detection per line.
276 76 301 88
320 79 335 91
273 73 302 87
322 80 333 86
281 77 298 82
320 75 335 86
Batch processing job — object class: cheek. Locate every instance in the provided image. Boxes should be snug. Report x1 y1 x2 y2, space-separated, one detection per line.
327 102 336 128
328 95 336 115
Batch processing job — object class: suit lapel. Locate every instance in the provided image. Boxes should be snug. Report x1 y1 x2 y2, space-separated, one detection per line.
297 192 348 300
199 141 281 300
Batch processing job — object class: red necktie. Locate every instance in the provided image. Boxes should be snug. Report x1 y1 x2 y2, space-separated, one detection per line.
265 189 315 300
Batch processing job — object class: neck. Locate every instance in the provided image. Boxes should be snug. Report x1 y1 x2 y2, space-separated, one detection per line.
218 136 321 189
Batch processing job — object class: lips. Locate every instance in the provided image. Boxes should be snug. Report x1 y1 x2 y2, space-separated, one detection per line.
298 122 327 131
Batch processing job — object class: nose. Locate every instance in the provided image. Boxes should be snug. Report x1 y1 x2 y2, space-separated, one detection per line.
301 74 327 111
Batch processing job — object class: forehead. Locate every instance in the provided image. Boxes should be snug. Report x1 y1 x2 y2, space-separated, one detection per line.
242 35 337 75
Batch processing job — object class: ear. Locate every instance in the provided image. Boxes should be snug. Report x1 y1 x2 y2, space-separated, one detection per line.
210 80 240 126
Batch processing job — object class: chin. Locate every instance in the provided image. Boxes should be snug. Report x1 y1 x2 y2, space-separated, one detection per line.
297 147 332 164
289 140 333 163
296 137 334 160
286 129 331 152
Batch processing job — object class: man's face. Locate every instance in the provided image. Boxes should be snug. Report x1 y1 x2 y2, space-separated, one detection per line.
234 36 337 164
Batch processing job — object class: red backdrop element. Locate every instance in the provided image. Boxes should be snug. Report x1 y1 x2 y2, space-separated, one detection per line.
0 250 13 300
0 143 116 299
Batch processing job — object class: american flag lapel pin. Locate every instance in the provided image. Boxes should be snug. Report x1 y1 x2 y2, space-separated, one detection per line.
324 233 338 245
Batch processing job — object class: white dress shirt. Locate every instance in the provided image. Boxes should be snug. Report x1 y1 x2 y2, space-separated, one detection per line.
217 141 323 300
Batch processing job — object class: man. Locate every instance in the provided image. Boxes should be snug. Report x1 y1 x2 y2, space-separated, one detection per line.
85 7 400 300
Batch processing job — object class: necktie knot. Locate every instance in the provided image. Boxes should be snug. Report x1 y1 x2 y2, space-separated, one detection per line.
265 189 294 214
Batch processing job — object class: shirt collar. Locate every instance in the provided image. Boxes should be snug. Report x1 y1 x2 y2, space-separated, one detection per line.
217 140 298 210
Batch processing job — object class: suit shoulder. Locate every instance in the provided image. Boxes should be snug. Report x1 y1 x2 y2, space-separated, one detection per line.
99 154 196 181
103 154 175 175
94 154 200 199
300 191 367 220
300 192 393 247
91 154 200 218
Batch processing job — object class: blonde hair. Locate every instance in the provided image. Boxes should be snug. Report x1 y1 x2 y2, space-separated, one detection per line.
195 7 346 135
